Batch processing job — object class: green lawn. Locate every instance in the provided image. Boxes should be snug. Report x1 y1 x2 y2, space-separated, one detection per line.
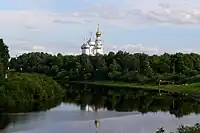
70 81 200 94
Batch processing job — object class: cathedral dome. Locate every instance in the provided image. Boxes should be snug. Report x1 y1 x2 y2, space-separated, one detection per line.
96 31 101 36
96 24 101 37
81 43 90 49
87 38 95 46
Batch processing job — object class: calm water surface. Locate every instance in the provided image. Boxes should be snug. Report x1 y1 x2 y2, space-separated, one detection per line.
1 83 200 133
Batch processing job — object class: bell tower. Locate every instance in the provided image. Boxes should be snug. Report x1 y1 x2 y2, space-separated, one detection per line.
95 24 103 55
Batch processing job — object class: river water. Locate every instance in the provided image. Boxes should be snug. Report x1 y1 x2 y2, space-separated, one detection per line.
1 83 200 133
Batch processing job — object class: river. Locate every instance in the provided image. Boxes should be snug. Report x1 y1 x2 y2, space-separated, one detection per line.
1 83 200 133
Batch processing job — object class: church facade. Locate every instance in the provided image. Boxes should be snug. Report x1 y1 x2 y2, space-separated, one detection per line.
81 24 103 56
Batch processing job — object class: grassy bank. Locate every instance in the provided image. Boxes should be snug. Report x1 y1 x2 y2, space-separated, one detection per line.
70 81 200 94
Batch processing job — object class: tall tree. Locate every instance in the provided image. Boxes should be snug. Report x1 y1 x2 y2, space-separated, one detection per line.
0 39 10 84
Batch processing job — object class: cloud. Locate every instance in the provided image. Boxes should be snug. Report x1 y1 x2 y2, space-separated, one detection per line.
53 19 91 25
32 45 45 51
105 44 159 55
141 7 200 25
48 3 200 27
1 3 200 32
0 10 56 32
8 40 46 57
175 48 200 54
8 40 83 57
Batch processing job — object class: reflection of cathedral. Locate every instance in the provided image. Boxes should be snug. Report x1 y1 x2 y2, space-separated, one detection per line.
80 104 107 112
81 24 103 56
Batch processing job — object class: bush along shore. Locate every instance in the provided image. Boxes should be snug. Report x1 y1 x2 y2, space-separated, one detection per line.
156 123 200 133
0 72 65 112
0 39 65 112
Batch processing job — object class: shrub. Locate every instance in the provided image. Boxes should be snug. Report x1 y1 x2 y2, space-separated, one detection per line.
0 72 64 108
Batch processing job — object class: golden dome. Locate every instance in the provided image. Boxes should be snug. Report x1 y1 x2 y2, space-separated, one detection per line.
96 24 101 37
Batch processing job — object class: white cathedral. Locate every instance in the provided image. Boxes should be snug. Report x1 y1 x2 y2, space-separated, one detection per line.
81 24 103 56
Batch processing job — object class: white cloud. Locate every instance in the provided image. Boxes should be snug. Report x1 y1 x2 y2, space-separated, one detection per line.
174 48 200 54
51 3 200 27
142 7 200 25
32 45 45 51
7 39 83 57
105 44 160 55
0 10 59 30
1 2 200 31
7 40 46 57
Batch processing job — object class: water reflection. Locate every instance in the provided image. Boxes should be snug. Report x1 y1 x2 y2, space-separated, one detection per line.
0 115 10 130
0 83 200 132
0 98 63 130
1 97 63 113
64 83 200 118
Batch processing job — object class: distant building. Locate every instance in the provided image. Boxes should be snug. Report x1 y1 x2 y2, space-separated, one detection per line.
81 24 103 56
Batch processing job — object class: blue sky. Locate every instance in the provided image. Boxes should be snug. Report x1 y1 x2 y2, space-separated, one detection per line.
1 0 200 57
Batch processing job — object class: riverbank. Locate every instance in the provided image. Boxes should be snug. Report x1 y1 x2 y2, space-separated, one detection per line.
69 81 200 94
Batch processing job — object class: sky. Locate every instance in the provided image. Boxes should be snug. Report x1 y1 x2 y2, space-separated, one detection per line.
1 0 200 57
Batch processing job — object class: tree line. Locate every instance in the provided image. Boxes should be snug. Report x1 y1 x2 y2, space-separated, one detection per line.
9 51 200 84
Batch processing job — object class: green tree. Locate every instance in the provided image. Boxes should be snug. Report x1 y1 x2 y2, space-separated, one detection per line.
9 50 200 84
0 39 10 84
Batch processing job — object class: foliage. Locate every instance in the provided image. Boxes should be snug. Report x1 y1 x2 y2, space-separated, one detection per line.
0 39 10 85
0 72 64 110
9 51 200 84
176 123 200 133
156 123 200 133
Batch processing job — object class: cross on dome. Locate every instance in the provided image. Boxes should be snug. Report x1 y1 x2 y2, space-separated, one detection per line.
96 24 101 37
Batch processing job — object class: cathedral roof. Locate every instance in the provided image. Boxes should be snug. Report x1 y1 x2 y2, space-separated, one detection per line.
81 43 90 49
96 45 103 49
87 38 95 46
